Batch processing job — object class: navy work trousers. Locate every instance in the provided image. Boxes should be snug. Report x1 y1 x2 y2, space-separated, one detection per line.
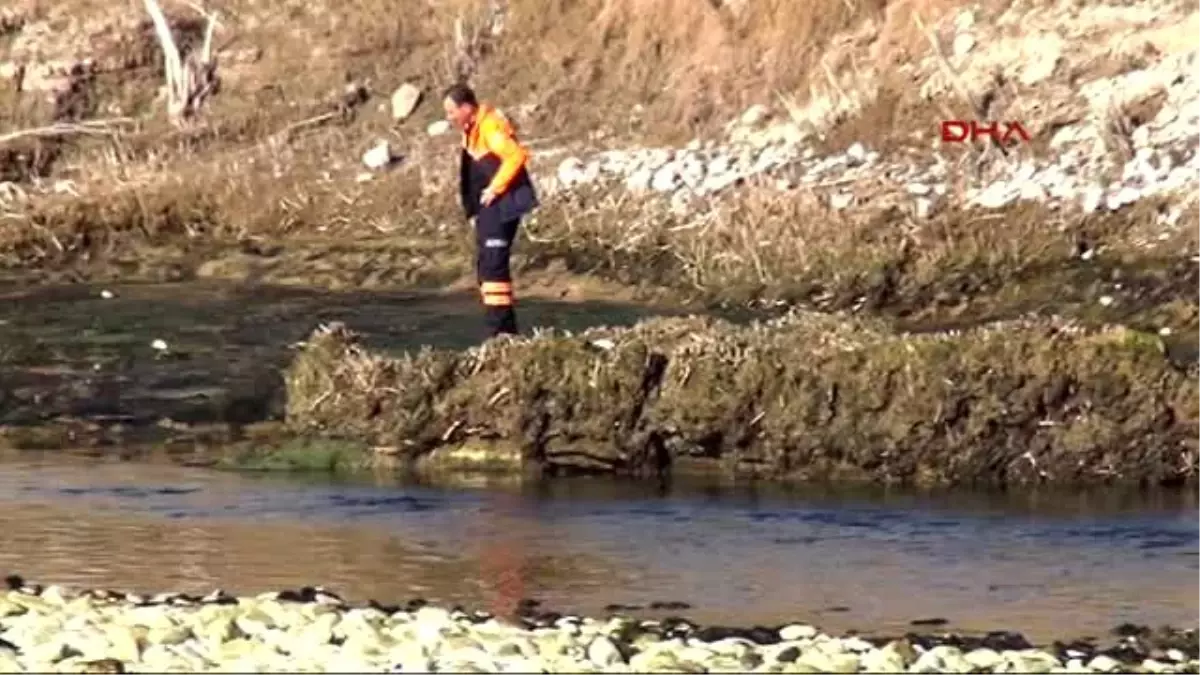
475 212 520 338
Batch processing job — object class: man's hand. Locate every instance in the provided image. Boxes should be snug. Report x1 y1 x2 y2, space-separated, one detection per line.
480 186 498 207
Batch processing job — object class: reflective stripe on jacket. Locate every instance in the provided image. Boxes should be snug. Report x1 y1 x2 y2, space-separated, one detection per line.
459 104 539 222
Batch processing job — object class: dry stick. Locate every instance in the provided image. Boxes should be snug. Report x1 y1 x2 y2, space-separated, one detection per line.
0 119 137 145
143 0 185 118
273 112 340 142
144 0 220 123
819 58 851 111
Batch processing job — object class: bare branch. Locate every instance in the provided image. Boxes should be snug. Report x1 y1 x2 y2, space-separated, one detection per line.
0 119 137 145
143 0 221 125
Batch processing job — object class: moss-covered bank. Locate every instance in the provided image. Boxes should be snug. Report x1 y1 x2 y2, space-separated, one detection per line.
283 314 1198 487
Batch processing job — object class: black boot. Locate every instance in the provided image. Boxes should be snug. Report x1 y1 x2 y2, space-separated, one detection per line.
485 305 519 338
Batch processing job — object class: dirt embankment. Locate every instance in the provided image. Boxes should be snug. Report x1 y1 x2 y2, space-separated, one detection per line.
281 316 1198 487
0 0 1195 332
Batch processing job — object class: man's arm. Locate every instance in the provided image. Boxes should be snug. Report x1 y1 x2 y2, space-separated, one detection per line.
459 149 478 218
481 117 529 200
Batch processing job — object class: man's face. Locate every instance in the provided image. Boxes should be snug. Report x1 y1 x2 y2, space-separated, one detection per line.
443 98 475 131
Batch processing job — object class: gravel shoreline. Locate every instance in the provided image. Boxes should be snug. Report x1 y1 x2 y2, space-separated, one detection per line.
1 577 1196 674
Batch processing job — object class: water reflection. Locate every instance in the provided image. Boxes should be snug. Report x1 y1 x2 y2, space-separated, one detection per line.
0 457 1195 642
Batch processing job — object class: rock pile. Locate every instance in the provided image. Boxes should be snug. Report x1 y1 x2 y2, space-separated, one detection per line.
546 4 1199 220
0 580 1196 673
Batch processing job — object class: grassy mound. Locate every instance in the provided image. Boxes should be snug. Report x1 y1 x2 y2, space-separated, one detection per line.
283 314 1198 487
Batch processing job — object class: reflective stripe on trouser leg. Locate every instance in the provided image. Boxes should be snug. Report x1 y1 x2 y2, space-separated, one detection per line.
475 215 521 337
481 281 513 306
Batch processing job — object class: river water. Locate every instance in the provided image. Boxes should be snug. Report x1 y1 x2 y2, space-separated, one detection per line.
0 281 1196 643
0 281 680 428
0 456 1194 643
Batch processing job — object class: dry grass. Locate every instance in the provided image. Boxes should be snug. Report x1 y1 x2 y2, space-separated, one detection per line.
521 182 1199 321
1 0 1195 331
0 0 1008 204
1 0 978 172
283 314 1199 487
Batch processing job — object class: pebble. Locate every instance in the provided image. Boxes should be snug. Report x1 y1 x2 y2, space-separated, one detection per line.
390 82 422 121
361 141 394 171
0 582 1195 674
778 624 818 641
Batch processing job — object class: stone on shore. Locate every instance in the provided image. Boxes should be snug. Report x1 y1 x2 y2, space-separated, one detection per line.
0 581 1196 674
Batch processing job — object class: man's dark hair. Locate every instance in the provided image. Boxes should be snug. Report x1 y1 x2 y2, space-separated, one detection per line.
443 83 478 107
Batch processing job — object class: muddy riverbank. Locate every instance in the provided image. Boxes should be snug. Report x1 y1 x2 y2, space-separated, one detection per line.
0 280 689 448
3 279 1196 489
282 313 1199 487
6 190 1197 337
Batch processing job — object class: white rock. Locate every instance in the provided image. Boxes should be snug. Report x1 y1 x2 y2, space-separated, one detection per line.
390 83 422 121
840 637 875 653
427 120 451 136
846 143 867 165
708 155 732 177
680 158 706 189
586 636 624 667
1019 180 1047 201
0 61 22 82
861 647 906 673
740 104 769 127
389 640 433 671
1106 186 1141 210
829 192 853 210
777 624 818 641
975 182 1019 208
911 647 946 673
624 167 654 192
1132 125 1152 148
99 290 114 299
362 141 394 170
953 33 976 58
495 656 546 672
151 339 169 351
556 157 585 186
964 648 1003 670
1081 185 1104 213
651 164 681 192
1087 654 1123 672
702 170 742 194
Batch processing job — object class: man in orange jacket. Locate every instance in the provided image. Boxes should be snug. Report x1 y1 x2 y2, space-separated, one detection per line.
442 83 539 339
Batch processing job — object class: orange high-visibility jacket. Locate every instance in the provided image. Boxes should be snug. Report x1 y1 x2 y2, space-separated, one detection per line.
459 104 539 223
